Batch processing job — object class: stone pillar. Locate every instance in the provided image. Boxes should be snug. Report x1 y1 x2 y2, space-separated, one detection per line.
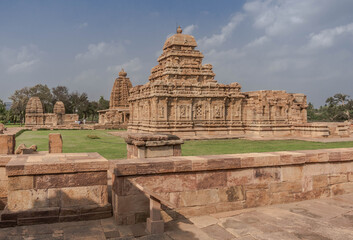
0 135 15 155
124 133 183 159
146 196 164 234
49 133 63 153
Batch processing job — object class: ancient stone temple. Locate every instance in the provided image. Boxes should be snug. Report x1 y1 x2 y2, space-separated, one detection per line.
25 97 45 126
25 97 78 127
128 27 332 138
98 69 132 128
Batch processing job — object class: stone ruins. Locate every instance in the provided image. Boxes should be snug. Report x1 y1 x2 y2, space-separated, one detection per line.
25 97 78 128
98 69 132 128
128 26 349 138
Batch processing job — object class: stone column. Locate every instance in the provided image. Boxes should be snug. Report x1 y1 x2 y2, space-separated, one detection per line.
146 196 164 234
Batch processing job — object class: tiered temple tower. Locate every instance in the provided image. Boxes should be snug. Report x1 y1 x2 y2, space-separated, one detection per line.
110 69 132 109
98 69 133 127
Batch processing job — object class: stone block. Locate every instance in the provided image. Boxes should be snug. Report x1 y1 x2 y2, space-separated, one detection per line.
8 176 34 191
269 182 302 193
146 218 164 234
173 145 182 156
34 171 107 189
341 149 353 161
253 167 281 183
331 182 353 195
281 166 303 182
196 171 227 189
0 134 15 154
245 189 271 208
312 175 328 189
218 186 244 202
49 133 63 153
227 169 253 186
60 185 107 207
7 189 49 211
179 189 220 207
348 173 353 182
115 194 149 214
0 180 7 198
135 173 197 193
146 146 174 158
329 174 347 185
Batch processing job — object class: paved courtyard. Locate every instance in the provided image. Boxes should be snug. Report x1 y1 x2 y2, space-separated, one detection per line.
0 193 353 240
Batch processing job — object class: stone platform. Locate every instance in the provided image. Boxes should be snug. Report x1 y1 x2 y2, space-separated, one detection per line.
0 193 352 239
0 152 111 227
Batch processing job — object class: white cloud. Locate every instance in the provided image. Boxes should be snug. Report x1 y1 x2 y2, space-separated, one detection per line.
107 58 142 73
183 24 197 35
8 59 39 73
308 22 353 49
78 22 88 29
0 45 41 74
246 35 269 48
199 13 245 49
75 41 125 61
244 0 315 36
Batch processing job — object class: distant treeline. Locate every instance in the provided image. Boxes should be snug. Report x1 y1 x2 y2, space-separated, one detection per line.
0 84 109 124
307 94 353 122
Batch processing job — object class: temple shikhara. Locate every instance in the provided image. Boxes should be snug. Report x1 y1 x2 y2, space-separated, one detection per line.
25 97 78 127
128 26 338 137
98 69 132 128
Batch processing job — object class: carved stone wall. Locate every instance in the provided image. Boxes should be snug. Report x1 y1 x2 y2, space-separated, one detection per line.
128 27 308 137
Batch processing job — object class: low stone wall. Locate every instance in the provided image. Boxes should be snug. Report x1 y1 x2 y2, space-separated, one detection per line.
0 155 12 210
294 122 350 138
112 148 353 225
0 152 111 227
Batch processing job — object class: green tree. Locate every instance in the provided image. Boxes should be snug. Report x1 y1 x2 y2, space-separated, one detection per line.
9 87 31 125
97 96 109 110
0 99 6 122
69 91 90 119
325 93 352 121
29 84 53 112
52 86 71 113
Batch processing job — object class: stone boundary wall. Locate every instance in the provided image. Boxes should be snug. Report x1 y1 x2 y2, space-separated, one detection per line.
0 153 111 227
112 148 353 225
0 156 12 210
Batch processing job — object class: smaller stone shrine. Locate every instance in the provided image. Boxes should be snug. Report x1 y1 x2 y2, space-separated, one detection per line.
25 97 78 128
97 69 132 128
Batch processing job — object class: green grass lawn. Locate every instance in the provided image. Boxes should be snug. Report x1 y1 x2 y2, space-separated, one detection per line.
4 123 22 128
16 130 127 159
182 139 353 156
16 130 353 159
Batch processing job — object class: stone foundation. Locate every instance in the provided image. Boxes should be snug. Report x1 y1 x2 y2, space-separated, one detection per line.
112 148 353 225
0 152 111 227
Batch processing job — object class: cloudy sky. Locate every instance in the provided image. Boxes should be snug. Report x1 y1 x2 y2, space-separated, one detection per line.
1 0 353 107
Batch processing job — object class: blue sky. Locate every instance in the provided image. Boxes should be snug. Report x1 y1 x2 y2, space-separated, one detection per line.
1 0 353 107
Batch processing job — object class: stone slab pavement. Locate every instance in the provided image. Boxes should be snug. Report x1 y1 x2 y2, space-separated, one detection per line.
1 193 353 239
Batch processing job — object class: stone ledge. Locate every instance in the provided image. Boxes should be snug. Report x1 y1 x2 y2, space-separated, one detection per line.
0 204 112 227
6 152 108 177
114 148 353 176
